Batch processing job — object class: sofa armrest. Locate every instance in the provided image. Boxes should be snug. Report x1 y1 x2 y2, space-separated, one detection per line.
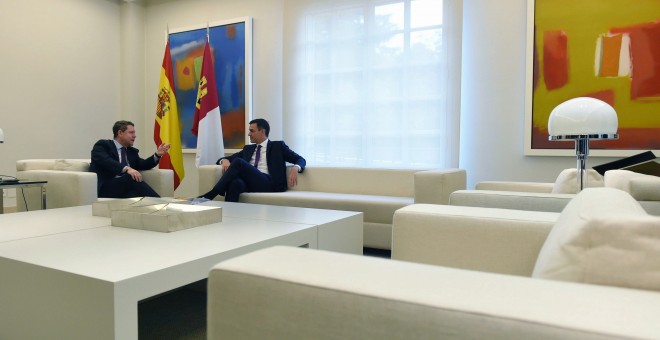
16 170 97 210
141 169 174 197
605 170 660 201
629 177 660 201
198 165 223 196
450 189 574 213
413 168 466 204
208 246 660 340
475 181 554 193
392 204 558 276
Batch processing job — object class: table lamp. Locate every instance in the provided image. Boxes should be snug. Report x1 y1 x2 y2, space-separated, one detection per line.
0 128 4 143
548 97 618 191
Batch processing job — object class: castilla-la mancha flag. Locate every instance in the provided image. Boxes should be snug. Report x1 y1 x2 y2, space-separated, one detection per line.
192 40 224 167
154 40 185 189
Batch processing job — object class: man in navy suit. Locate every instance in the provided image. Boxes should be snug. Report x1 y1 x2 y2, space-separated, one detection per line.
90 120 170 198
199 118 306 202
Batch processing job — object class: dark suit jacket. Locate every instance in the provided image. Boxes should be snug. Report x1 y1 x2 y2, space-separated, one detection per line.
220 141 306 192
89 139 159 191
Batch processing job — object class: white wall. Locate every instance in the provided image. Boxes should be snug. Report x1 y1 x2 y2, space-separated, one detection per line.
1 0 627 205
460 0 620 189
0 0 121 205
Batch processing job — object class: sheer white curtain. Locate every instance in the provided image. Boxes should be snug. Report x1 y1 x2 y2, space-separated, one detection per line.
284 0 462 169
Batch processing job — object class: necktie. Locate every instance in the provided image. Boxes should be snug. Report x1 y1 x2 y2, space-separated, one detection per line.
120 147 128 167
254 145 262 168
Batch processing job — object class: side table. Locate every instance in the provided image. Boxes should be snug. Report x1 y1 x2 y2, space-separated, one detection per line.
0 180 47 213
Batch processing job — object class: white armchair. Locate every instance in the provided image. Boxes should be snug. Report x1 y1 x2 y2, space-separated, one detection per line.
604 170 660 215
15 159 174 211
475 168 604 194
207 188 660 339
457 168 660 215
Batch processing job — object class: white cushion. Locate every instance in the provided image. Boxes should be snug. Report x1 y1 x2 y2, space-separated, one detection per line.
551 168 603 194
53 159 91 172
16 159 57 171
533 187 660 291
605 169 660 201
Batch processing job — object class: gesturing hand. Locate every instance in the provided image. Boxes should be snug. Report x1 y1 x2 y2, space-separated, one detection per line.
156 143 171 157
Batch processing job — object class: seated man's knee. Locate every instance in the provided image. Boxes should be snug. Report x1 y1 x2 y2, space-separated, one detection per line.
230 158 250 168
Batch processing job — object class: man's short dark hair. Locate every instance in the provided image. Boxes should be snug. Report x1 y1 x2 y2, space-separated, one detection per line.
113 120 134 138
250 118 270 137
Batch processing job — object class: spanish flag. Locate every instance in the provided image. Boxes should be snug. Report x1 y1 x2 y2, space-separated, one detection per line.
154 40 185 189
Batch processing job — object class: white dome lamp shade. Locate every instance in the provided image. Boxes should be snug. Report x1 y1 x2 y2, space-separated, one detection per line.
548 97 618 191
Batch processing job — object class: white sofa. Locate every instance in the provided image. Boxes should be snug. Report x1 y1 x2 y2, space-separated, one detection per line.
453 169 660 215
207 188 660 339
199 165 466 249
15 159 174 211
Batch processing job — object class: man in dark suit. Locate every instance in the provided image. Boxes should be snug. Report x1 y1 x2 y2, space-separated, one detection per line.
90 120 170 198
199 118 306 202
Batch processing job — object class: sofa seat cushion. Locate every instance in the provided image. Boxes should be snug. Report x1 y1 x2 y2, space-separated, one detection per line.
533 187 660 291
241 191 413 224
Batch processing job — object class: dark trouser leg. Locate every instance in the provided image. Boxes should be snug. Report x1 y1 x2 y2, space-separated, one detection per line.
201 158 272 200
225 178 247 202
130 180 160 197
100 175 160 198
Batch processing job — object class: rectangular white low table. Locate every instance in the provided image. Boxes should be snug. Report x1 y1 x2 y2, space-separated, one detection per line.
0 202 362 340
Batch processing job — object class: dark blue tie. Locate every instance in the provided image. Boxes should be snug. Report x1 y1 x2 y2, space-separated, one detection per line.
120 147 128 167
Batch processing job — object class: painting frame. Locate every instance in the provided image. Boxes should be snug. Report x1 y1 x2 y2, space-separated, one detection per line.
524 0 660 157
169 17 253 154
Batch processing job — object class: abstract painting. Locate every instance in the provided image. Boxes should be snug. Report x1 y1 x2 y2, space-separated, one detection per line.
169 17 252 151
525 0 660 156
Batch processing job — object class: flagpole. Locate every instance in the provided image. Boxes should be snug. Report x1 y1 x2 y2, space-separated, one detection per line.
206 22 210 42
163 24 169 45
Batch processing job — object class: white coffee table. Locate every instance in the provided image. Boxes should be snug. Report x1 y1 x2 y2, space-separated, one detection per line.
0 203 362 339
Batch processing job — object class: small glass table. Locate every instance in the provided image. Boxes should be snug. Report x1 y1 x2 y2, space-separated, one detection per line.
0 180 47 214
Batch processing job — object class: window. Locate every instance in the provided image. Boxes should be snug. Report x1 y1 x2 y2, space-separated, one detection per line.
284 0 462 169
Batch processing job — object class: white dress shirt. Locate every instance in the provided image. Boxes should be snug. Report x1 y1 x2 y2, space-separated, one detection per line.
251 139 269 175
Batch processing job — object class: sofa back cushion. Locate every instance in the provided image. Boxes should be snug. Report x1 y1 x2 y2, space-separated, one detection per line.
16 159 57 171
17 159 91 172
294 167 417 197
532 187 660 291
53 159 91 172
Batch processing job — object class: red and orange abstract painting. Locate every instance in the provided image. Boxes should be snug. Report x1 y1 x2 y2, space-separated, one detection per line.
529 0 660 153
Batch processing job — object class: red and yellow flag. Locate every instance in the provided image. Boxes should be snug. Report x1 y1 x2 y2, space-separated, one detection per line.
154 40 185 189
